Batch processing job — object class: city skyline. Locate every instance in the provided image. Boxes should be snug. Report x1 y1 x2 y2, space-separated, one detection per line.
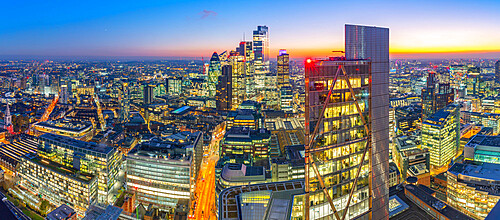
1 0 500 59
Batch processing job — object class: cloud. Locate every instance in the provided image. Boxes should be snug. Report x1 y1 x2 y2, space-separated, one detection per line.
199 10 217 19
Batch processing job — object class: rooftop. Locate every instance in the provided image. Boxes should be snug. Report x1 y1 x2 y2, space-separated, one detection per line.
466 134 500 148
218 180 304 220
33 119 93 133
25 154 95 184
448 162 500 195
404 184 474 220
423 104 458 127
221 163 266 182
40 133 113 155
46 204 75 220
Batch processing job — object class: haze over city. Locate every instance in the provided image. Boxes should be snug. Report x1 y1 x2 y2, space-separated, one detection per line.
1 0 500 59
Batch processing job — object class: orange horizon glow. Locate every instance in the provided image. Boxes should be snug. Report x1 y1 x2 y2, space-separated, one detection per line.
278 48 500 59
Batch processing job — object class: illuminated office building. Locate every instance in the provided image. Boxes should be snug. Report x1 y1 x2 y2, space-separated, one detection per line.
60 84 69 104
31 119 94 141
277 49 293 112
277 49 290 88
166 77 182 95
447 162 500 219
143 84 154 105
216 65 232 111
236 41 256 98
253 25 269 91
229 51 246 108
126 132 203 210
421 104 459 171
305 58 372 220
304 24 389 220
37 133 122 205
464 135 500 164
18 154 98 216
496 60 500 83
119 82 130 122
220 127 271 163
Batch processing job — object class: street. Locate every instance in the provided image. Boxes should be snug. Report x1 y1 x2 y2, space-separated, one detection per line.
189 128 224 220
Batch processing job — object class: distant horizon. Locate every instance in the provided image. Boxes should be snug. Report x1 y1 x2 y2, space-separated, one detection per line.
2 1 500 61
1 51 499 62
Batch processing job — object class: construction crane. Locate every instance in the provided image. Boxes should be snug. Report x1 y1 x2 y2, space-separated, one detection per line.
93 94 106 131
40 95 59 122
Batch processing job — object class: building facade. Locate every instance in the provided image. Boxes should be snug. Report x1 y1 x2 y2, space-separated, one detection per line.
421 104 460 171
18 154 98 216
216 65 232 111
447 162 500 219
305 58 372 220
345 24 390 219
126 132 203 211
37 133 122 204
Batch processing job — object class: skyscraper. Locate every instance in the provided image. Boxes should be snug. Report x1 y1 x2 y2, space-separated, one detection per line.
305 58 372 220
120 82 130 123
496 60 500 83
229 51 246 108
345 24 390 220
303 24 389 220
216 65 232 111
208 52 221 98
253 25 269 91
277 49 292 112
60 84 68 104
143 84 154 105
277 49 290 88
421 72 454 119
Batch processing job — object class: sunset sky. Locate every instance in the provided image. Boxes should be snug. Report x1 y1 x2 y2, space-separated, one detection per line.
1 0 500 59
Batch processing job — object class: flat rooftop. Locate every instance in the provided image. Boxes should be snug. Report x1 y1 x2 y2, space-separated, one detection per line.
40 133 113 155
26 154 95 184
466 134 500 148
448 161 500 184
218 181 304 220
423 105 457 126
34 119 92 133
404 184 473 220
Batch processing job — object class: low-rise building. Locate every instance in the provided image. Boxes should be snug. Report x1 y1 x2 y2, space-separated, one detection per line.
447 162 500 219
464 135 500 164
126 131 203 211
220 127 271 163
18 154 98 216
32 119 95 141
37 133 122 204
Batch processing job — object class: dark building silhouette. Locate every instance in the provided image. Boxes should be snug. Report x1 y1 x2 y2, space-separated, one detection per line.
421 72 454 119
216 65 232 111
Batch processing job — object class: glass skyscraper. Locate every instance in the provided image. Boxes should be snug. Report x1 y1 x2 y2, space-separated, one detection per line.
304 24 389 220
345 24 390 220
253 25 269 91
208 52 221 98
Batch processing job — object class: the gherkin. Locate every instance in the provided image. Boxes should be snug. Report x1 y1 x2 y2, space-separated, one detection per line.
208 52 221 98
